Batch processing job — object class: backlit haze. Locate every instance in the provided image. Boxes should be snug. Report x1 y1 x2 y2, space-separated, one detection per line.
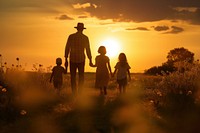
1 0 200 72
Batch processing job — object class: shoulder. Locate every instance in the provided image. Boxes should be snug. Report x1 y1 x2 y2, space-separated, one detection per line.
61 66 65 71
81 33 88 37
115 62 120 68
60 66 65 69
95 55 100 59
82 34 89 40
126 63 131 69
105 56 110 61
52 66 57 71
69 33 77 38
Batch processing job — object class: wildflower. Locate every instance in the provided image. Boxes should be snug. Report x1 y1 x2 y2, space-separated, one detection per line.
150 100 154 103
187 90 192 95
2 88 7 92
20 110 27 115
156 91 163 96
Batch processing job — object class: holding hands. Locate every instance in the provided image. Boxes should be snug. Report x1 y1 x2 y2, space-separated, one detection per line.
65 58 68 69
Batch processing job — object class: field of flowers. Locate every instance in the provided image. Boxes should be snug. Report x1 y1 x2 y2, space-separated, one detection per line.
0 61 200 133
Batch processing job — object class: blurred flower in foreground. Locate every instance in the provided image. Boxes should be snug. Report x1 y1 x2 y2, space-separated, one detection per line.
20 110 27 115
1 88 7 92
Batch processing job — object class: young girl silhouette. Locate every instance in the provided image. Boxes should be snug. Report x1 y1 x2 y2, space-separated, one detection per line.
91 46 112 95
113 53 131 94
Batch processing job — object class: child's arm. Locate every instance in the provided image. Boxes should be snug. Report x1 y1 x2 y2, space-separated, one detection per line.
112 68 117 77
50 72 54 82
107 61 112 76
127 69 131 81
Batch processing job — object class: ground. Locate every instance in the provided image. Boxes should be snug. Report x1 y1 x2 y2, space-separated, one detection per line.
0 72 200 133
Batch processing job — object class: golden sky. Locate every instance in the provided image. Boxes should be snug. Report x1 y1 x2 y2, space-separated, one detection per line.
0 0 200 72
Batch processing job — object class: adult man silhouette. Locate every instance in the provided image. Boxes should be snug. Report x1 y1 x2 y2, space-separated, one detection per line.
65 23 92 95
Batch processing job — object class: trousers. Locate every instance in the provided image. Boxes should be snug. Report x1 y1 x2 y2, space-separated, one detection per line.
70 61 85 95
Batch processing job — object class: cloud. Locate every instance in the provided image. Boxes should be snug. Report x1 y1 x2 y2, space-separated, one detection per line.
78 15 88 18
69 0 200 25
99 22 115 25
56 14 74 20
1 0 200 25
73 3 91 9
126 27 149 31
164 26 184 34
0 0 64 14
153 26 169 31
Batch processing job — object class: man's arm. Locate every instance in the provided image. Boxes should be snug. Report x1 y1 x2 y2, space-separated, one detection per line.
65 35 71 69
65 35 71 59
85 36 93 66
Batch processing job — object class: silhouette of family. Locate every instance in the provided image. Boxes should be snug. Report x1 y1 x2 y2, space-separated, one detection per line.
50 23 131 96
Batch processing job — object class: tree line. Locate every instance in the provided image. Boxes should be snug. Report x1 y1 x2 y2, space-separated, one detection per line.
145 47 196 75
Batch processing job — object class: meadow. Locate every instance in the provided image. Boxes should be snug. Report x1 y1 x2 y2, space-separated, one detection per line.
0 62 200 133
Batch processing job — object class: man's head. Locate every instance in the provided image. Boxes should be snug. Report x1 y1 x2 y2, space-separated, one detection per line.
74 23 86 31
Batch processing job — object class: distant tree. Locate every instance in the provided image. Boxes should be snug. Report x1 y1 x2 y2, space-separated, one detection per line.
145 47 194 75
166 47 194 65
144 64 174 75
145 66 158 75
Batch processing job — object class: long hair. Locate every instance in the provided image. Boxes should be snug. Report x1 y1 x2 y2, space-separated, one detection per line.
118 53 128 66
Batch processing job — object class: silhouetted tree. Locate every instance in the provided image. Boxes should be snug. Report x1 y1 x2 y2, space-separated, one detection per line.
145 47 195 75
166 47 194 65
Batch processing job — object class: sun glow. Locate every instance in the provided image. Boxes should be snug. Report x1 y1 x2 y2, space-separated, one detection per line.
101 38 121 58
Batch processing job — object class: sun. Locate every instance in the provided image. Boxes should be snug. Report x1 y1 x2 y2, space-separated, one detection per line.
101 38 121 58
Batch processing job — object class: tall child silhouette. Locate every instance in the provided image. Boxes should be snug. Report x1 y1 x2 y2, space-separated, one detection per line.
91 46 112 95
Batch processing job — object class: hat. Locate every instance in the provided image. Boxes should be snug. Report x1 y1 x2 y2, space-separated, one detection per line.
74 23 86 29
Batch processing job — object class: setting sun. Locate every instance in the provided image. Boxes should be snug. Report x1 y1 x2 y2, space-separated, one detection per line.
101 38 121 58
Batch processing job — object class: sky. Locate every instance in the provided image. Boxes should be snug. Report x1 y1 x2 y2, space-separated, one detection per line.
0 0 200 72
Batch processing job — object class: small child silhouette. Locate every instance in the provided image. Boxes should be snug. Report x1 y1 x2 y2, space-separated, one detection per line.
91 46 112 95
113 53 131 94
50 58 67 95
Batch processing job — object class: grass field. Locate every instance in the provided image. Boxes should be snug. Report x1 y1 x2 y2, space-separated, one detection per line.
0 71 200 133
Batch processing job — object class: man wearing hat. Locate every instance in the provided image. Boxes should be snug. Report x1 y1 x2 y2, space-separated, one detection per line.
65 23 93 95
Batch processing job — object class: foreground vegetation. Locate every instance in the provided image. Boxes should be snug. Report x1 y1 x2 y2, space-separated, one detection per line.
0 61 200 133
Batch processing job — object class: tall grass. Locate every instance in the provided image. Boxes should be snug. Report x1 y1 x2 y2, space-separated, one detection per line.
1 61 200 133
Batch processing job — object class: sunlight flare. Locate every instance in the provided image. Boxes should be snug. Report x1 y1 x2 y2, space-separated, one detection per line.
101 38 121 58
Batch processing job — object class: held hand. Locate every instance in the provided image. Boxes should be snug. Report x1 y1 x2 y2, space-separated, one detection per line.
89 59 94 67
89 62 93 67
90 62 96 67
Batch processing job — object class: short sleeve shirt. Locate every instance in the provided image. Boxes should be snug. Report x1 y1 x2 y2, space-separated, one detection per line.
115 62 131 80
65 32 92 63
52 66 65 82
